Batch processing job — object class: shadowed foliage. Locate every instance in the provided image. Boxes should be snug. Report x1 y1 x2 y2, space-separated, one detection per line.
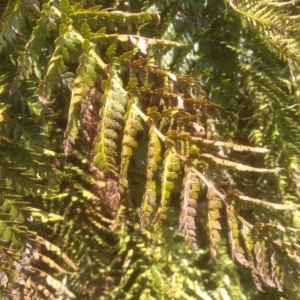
0 0 300 299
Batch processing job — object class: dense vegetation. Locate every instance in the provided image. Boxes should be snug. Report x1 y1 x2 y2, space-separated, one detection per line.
1 0 300 299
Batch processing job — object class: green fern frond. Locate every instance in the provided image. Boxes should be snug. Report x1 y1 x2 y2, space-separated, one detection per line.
35 34 66 100
119 100 143 190
92 71 128 175
11 2 52 93
227 0 300 69
0 0 26 53
64 52 97 155
207 188 222 261
1 0 300 298
153 149 181 231
140 126 162 229
228 1 286 34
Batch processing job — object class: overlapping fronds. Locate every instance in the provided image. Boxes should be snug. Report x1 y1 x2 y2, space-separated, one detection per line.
0 0 27 53
226 0 300 69
1 0 300 299
11 2 52 94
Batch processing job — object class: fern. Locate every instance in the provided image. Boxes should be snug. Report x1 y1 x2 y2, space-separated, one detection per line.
153 149 180 232
0 0 27 52
64 51 97 154
92 71 128 175
1 0 300 299
179 167 200 250
140 126 162 229
119 100 143 191
207 188 222 262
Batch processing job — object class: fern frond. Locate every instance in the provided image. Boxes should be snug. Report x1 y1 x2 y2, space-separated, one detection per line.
140 126 162 229
226 206 250 268
227 0 300 69
179 168 200 250
0 0 26 53
119 100 143 191
39 254 72 274
254 240 277 289
255 222 300 234
64 52 97 155
192 137 269 153
240 223 264 292
35 34 66 100
201 153 281 173
30 267 76 299
230 191 300 210
153 149 180 231
207 188 222 261
1 0 300 298
227 1 286 34
92 71 128 175
35 236 77 271
11 3 52 94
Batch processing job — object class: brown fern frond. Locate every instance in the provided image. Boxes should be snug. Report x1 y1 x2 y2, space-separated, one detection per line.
179 168 200 250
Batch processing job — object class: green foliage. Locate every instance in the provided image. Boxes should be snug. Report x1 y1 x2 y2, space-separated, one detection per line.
0 0 300 299
92 71 129 175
